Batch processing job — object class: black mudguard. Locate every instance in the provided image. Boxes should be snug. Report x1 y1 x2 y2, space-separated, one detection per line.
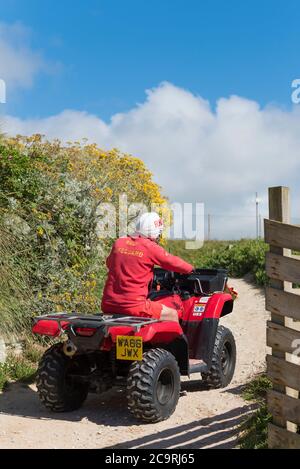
181 318 219 368
165 335 189 375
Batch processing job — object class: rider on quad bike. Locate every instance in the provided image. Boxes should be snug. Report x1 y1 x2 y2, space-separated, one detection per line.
101 212 194 323
32 213 238 423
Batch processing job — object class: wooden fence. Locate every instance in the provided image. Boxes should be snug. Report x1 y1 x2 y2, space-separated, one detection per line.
265 186 300 448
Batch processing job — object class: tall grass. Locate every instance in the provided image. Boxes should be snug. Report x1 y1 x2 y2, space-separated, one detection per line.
238 374 272 449
0 227 33 337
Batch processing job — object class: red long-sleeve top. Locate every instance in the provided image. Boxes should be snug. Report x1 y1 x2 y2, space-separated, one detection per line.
101 236 194 313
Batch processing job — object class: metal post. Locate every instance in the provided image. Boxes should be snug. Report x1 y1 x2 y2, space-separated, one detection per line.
259 214 262 238
255 192 259 239
207 214 211 241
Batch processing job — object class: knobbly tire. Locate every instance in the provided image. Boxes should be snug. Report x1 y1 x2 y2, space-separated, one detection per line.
201 325 236 388
126 348 181 423
36 344 89 412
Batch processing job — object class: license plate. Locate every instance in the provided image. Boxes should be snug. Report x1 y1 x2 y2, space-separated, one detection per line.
116 335 143 361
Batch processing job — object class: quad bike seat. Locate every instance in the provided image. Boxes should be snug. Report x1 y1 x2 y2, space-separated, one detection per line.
148 289 174 301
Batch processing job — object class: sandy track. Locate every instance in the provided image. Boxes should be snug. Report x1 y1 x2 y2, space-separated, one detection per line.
0 278 269 449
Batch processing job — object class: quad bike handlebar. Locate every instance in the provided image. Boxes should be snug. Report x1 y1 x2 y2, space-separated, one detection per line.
151 267 228 296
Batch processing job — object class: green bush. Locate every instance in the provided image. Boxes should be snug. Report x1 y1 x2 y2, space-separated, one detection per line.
0 368 7 392
22 338 45 363
0 353 37 391
167 238 268 286
242 374 272 402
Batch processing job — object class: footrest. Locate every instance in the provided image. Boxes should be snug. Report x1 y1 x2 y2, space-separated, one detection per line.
189 359 208 374
189 359 205 366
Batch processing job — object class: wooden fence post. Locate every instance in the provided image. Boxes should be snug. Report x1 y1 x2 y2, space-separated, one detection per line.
268 186 291 323
268 187 290 431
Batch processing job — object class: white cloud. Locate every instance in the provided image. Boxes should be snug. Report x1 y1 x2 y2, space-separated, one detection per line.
0 22 48 89
3 82 300 238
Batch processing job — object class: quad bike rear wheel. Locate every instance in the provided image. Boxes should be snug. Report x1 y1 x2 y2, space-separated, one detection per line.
201 325 236 388
36 344 89 412
127 348 180 423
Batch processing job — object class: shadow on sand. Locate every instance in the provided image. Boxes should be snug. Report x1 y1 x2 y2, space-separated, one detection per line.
0 377 256 449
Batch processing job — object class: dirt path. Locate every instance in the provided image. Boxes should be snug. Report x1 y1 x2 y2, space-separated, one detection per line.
0 278 269 449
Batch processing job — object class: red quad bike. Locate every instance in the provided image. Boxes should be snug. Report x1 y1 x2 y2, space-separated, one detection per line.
32 268 237 423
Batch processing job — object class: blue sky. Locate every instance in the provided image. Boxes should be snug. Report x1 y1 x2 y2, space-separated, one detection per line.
1 0 300 119
1 0 300 238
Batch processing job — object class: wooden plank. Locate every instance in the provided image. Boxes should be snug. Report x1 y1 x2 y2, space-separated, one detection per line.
268 389 300 425
266 252 300 285
267 355 300 391
267 354 300 416
266 287 300 321
265 219 300 252
268 423 300 448
267 321 300 355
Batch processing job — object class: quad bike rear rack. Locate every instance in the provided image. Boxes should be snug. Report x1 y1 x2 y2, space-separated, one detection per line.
33 312 160 334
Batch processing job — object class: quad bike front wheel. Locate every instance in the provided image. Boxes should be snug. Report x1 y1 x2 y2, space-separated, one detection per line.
36 344 89 412
201 325 236 388
126 348 181 423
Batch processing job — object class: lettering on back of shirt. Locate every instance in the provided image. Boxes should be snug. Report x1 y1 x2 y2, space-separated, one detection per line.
118 247 144 257
126 240 136 246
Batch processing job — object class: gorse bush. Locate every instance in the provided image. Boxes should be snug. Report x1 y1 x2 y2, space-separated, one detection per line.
0 134 168 335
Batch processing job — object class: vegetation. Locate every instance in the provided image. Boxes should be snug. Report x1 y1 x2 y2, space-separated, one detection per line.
0 133 270 339
0 134 271 400
242 374 272 401
0 227 33 336
0 134 167 336
167 238 269 286
0 346 40 392
238 374 272 449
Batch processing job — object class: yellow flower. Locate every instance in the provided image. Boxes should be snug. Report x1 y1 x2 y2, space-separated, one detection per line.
64 292 72 302
37 227 44 237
